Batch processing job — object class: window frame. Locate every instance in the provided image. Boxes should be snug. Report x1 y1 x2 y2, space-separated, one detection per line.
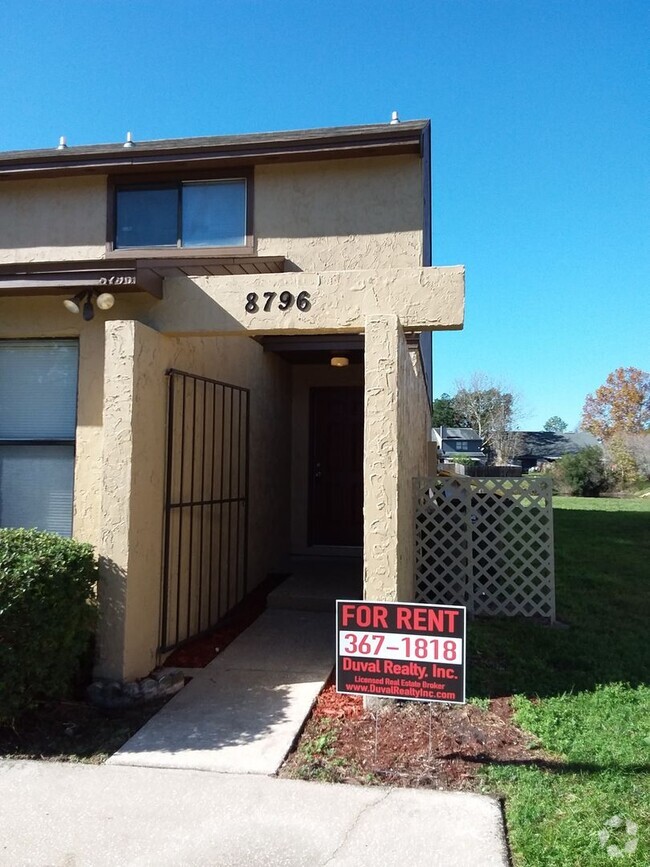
107 168 254 258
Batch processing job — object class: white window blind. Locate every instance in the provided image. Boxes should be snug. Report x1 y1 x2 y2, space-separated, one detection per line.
0 445 75 536
0 340 78 439
0 340 78 536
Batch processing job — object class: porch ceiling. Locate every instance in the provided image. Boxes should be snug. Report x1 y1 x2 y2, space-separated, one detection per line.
260 333 364 364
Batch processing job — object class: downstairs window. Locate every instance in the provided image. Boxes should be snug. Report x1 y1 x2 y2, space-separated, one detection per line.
0 339 78 536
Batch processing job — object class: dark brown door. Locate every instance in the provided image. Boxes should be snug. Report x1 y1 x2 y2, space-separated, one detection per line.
309 386 363 546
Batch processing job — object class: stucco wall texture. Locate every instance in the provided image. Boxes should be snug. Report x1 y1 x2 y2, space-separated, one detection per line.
363 315 429 603
0 176 107 263
395 325 431 600
148 267 463 336
0 156 422 270
255 157 423 271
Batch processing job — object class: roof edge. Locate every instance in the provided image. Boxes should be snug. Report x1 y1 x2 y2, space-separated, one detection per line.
0 120 430 180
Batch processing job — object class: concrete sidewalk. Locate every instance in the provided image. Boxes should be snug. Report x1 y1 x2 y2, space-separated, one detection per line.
0 759 510 867
108 608 334 774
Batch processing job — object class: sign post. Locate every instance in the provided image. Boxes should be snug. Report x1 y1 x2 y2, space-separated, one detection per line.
336 600 466 704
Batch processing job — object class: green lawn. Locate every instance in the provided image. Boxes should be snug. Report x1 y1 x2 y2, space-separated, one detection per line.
470 496 650 866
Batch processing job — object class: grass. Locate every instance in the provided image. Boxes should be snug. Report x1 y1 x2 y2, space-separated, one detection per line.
471 495 650 866
289 717 373 784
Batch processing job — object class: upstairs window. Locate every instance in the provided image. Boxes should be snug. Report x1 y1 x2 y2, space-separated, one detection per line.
114 178 248 249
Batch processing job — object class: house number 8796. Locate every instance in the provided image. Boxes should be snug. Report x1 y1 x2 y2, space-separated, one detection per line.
245 290 311 313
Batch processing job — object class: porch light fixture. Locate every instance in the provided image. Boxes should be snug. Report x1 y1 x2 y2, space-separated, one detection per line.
96 292 116 311
62 291 85 315
63 289 115 321
330 355 350 368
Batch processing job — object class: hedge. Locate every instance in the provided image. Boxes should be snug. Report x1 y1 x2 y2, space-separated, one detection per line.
0 528 98 724
550 446 611 497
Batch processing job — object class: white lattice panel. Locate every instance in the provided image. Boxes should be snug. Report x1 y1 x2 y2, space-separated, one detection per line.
415 476 555 621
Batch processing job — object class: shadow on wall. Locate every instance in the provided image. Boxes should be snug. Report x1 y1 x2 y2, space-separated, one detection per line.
94 556 128 680
140 276 251 335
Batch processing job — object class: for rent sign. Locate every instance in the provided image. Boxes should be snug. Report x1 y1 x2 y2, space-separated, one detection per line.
336 600 466 704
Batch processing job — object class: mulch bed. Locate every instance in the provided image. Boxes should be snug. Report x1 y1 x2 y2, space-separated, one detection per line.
164 573 287 668
0 698 170 763
281 677 546 790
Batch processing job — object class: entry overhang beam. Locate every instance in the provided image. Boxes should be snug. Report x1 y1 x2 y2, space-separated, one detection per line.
150 267 465 336
0 260 163 298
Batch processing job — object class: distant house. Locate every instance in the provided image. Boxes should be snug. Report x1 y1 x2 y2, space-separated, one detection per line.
432 426 487 464
514 431 600 473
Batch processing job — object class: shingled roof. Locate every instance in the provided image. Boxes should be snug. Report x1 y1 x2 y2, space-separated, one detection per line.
0 120 430 180
515 431 599 459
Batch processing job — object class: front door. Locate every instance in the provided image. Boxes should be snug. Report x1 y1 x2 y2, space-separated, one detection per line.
308 386 363 546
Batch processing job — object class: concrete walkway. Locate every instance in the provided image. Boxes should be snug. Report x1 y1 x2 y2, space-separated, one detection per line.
0 759 510 866
267 556 362 612
109 608 334 774
87 574 511 864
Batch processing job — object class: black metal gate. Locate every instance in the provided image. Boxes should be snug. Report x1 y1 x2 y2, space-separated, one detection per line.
160 369 250 653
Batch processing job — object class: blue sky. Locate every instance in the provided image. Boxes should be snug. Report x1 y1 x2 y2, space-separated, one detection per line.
1 0 648 429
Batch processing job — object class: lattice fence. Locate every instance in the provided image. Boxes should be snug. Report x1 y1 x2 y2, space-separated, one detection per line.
415 476 555 621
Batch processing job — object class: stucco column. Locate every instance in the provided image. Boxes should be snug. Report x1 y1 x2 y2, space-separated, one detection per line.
364 315 400 601
95 320 169 681
363 314 429 603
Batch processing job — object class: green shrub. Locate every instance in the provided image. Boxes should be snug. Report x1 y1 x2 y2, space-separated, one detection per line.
551 446 611 497
452 455 475 467
0 529 98 724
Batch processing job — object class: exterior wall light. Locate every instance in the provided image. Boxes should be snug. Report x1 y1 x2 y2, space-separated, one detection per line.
63 290 116 321
96 292 115 311
63 291 85 314
330 355 350 368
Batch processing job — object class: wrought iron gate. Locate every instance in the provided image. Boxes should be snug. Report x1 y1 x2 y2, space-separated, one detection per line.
160 369 250 652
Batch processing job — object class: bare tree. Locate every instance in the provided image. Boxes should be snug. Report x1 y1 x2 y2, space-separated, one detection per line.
490 428 525 466
452 373 525 463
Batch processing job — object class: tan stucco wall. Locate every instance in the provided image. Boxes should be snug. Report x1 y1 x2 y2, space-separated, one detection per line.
0 155 423 270
290 363 364 555
0 176 107 263
147 267 464 336
255 156 423 270
395 332 430 599
363 315 429 603
96 319 291 681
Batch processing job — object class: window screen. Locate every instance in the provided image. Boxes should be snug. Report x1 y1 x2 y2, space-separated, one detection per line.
182 180 246 247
